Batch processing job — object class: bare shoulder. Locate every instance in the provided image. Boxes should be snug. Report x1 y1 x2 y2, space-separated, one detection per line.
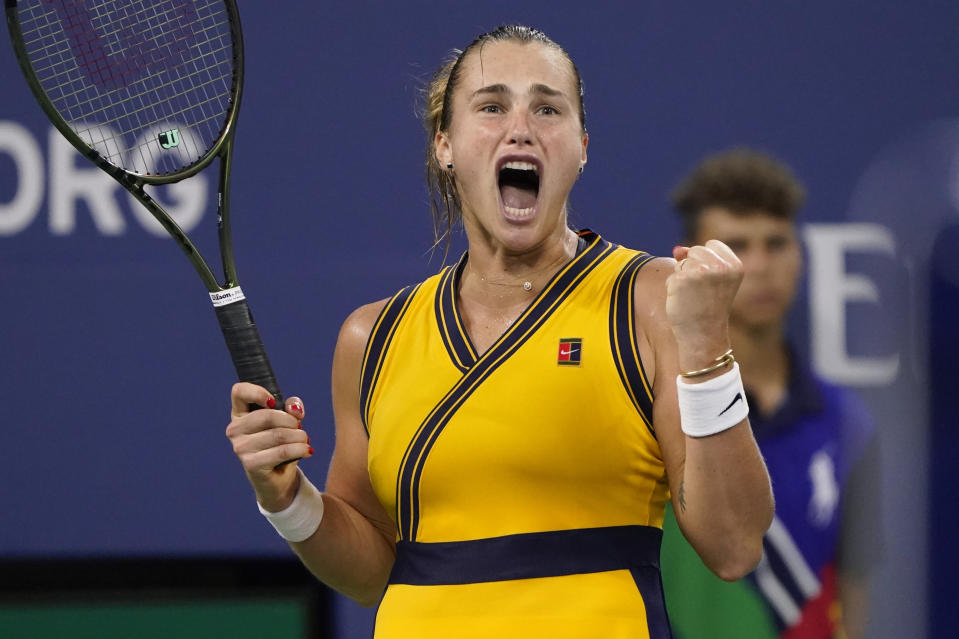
338 299 390 350
632 256 675 317
636 255 676 282
328 298 395 536
631 256 680 389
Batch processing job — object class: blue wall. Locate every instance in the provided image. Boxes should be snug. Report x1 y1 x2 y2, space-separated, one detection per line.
1 2 956 637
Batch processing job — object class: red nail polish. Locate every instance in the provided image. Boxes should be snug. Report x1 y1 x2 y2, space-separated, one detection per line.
308 446 315 455
266 397 276 409
292 402 302 414
297 421 302 429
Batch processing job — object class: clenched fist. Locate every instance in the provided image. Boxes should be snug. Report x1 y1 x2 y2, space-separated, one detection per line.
666 240 743 372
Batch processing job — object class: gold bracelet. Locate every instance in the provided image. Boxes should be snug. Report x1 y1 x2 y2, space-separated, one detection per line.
679 349 735 378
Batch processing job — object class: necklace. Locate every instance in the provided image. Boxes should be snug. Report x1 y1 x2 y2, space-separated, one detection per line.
467 261 535 291
466 245 575 293
464 233 579 293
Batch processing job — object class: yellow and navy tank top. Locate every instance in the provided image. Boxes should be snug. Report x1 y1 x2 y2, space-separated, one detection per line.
361 231 673 638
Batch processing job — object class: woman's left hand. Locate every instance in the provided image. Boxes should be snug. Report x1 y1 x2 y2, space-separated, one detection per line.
665 240 743 369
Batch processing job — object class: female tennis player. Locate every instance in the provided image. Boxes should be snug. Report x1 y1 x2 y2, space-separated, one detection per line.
226 25 773 638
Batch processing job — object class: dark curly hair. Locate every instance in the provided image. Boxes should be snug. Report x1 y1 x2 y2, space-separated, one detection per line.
670 148 806 241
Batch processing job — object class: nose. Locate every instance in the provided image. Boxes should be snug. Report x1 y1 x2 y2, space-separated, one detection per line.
742 249 770 276
507 110 533 145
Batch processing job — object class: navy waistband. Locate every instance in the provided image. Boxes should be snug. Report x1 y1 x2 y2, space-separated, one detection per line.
388 525 662 586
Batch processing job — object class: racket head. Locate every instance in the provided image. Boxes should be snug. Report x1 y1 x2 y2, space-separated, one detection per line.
5 0 244 185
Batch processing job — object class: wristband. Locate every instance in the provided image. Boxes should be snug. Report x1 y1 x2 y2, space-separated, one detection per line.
257 468 324 542
676 362 749 437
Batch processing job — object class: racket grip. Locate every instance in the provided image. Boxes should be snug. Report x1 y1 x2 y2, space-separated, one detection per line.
213 297 283 407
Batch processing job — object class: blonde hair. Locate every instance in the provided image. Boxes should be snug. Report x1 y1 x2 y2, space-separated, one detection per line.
421 26 586 255
423 52 461 256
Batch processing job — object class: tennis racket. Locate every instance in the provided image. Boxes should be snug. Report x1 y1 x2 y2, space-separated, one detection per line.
5 1 282 406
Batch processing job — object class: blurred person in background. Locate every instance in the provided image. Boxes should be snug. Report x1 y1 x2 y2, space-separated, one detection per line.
660 148 882 639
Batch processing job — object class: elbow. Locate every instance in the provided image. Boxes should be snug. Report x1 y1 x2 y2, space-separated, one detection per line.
343 578 388 608
696 525 766 582
343 557 393 607
692 482 774 582
710 540 763 582
353 592 384 608
711 491 774 581
344 564 392 607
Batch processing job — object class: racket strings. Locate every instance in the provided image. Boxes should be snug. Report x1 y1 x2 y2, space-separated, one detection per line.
49 41 232 124
15 0 237 177
74 53 232 131
25 8 233 95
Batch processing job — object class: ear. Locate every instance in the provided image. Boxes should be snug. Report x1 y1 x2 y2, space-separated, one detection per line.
434 130 452 168
580 132 589 167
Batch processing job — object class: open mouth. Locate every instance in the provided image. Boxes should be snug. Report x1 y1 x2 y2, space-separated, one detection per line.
498 160 540 219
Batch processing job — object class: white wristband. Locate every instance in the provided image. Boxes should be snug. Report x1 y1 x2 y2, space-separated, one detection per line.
676 361 749 437
257 468 324 542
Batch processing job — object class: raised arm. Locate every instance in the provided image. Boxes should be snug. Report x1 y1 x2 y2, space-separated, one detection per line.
636 241 774 581
226 300 397 606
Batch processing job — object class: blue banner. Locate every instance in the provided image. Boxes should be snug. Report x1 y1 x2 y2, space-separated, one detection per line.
2 2 957 637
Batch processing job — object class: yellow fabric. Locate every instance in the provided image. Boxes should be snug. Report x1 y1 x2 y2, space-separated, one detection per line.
363 236 668 637
376 570 655 639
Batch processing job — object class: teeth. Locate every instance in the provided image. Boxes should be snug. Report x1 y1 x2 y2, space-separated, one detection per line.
502 161 538 174
504 206 534 218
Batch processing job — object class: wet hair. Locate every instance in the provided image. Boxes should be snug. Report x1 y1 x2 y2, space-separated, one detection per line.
422 25 586 253
670 148 806 242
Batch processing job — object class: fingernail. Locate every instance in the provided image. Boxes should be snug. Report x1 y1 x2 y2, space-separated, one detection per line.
292 401 302 414
308 446 315 456
266 397 276 409
297 421 303 430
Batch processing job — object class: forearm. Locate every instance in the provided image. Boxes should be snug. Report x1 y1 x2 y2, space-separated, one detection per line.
289 491 396 606
670 315 773 577
676 420 773 580
643 246 775 578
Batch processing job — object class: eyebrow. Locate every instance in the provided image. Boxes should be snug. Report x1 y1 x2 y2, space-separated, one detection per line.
530 83 564 97
470 83 567 100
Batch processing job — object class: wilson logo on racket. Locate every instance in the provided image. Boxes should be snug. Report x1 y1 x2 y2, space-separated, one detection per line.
557 338 582 366
158 129 181 149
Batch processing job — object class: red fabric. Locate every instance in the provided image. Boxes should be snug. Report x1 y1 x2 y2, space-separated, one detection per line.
782 563 840 639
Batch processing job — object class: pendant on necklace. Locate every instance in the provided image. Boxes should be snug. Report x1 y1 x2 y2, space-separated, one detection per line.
523 281 532 291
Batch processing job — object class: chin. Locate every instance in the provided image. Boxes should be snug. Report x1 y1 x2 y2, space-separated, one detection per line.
490 223 546 254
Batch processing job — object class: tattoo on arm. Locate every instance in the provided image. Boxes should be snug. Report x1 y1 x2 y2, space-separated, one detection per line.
679 478 687 513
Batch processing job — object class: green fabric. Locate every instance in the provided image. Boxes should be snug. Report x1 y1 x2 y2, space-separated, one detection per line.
661 503 778 639
0 598 306 639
